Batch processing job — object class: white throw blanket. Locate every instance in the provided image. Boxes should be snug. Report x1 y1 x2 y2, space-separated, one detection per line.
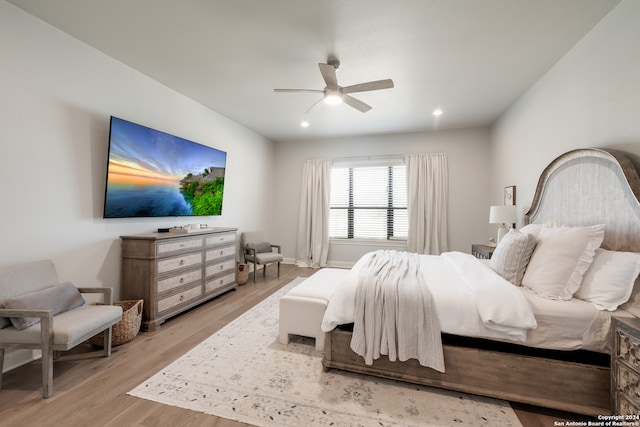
349 250 445 372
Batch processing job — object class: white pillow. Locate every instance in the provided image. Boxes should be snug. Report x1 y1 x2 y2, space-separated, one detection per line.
521 224 605 300
489 229 537 286
575 248 640 311
519 223 543 238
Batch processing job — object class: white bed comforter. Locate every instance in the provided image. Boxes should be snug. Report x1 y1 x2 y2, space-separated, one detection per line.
321 251 538 343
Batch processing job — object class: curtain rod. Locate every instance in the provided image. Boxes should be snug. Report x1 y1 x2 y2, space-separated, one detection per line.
332 152 445 161
332 154 404 162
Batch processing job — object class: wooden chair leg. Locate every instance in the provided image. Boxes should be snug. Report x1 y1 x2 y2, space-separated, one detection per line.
277 262 281 277
0 348 4 391
103 327 113 357
41 312 54 398
42 348 53 398
253 260 257 282
263 263 267 277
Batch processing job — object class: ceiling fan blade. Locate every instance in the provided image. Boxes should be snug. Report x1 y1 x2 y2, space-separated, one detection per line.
318 63 338 90
342 79 394 94
305 97 325 114
274 89 324 94
343 95 372 113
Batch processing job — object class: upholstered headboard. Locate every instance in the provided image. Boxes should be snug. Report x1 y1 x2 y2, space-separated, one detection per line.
524 148 640 252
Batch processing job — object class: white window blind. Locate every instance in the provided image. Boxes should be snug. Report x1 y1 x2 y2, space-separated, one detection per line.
330 161 407 240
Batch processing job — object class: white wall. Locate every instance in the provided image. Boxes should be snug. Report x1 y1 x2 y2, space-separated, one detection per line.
491 0 640 219
0 2 275 370
274 128 492 266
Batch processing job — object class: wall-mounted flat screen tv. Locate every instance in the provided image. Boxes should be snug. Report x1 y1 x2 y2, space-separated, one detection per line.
103 116 227 218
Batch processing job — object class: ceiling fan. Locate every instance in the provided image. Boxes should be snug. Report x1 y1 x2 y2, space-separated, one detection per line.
274 59 394 113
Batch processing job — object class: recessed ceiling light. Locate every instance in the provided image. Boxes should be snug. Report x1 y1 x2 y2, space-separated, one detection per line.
432 108 443 117
300 120 310 128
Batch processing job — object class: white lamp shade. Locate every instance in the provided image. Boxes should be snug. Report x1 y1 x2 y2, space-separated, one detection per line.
489 205 517 225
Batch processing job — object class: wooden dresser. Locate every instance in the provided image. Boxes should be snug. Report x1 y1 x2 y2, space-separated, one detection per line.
611 317 640 416
120 227 238 331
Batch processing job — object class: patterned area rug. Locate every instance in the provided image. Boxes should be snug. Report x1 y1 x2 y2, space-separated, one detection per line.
128 277 522 427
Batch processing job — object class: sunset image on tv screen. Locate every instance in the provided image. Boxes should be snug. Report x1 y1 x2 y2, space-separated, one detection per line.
103 117 227 218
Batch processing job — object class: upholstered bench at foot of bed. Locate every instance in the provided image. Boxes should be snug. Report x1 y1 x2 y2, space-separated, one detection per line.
279 268 348 351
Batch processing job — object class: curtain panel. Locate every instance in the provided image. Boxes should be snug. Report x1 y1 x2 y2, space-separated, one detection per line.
406 153 449 254
295 159 331 268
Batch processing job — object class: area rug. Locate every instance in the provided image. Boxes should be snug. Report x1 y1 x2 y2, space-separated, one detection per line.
128 277 522 427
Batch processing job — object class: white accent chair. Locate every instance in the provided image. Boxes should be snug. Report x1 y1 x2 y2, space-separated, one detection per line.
0 260 122 398
241 232 284 282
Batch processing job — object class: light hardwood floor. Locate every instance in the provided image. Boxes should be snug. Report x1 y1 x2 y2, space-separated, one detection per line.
0 264 597 427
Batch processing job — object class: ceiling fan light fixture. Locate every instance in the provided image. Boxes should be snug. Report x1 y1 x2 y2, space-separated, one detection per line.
324 93 343 105
275 60 393 113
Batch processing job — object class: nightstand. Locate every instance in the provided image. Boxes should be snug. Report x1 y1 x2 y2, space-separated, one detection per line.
611 317 640 415
471 244 495 259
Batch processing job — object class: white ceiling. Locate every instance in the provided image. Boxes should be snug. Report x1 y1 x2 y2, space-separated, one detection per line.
9 0 620 142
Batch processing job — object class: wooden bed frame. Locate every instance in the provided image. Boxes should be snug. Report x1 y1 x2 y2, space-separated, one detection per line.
322 148 640 416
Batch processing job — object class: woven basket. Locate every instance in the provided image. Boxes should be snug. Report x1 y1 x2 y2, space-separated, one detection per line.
236 262 250 285
89 299 143 347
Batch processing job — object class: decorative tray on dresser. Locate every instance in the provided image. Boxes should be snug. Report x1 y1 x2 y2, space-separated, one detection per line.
611 316 640 417
120 227 238 331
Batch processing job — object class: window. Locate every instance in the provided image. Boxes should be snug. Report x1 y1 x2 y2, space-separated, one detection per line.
330 161 407 240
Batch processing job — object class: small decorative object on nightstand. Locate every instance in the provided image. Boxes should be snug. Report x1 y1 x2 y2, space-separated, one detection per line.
611 317 640 415
471 244 495 259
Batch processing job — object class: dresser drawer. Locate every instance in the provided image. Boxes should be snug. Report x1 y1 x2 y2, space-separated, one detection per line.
206 245 235 261
205 259 236 278
157 284 202 313
157 237 203 255
615 392 639 417
205 272 236 294
616 326 640 363
615 363 640 402
157 252 203 274
157 268 202 294
206 232 236 247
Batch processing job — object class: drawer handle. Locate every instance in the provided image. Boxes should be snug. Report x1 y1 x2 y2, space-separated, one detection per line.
180 277 184 283
220 250 224 256
220 265 224 270
219 279 224 284
179 244 185 248
180 295 184 302
179 259 185 265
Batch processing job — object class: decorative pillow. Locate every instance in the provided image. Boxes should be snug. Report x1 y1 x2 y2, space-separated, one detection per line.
519 223 543 238
521 224 605 300
248 242 273 253
575 248 640 311
2 282 85 330
489 229 537 286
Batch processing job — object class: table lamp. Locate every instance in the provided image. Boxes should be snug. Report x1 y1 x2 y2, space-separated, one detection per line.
489 205 517 243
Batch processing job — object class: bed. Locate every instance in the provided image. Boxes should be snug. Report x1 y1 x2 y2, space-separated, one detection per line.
320 148 640 416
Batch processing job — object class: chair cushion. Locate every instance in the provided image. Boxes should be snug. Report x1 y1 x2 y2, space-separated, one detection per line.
248 242 273 253
2 282 86 330
254 252 283 263
0 304 122 348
